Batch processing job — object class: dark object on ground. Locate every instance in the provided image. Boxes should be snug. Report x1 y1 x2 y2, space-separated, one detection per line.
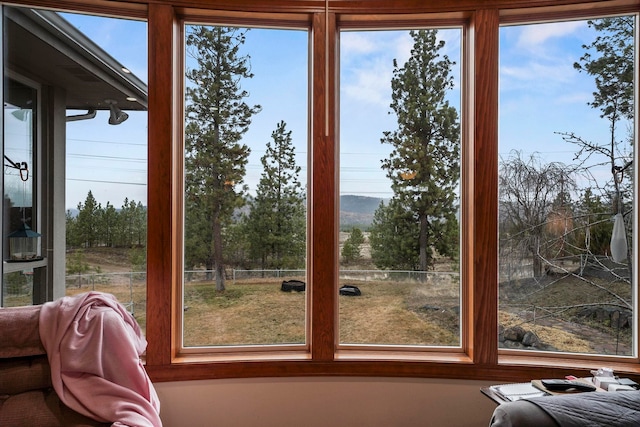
281 280 306 292
339 285 361 296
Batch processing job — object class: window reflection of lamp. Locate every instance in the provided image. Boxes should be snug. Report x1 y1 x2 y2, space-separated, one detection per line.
11 109 29 121
610 213 628 263
400 171 416 180
7 223 41 261
3 156 42 262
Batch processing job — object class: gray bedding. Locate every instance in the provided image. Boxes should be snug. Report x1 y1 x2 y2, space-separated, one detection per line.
527 391 640 427
490 391 640 427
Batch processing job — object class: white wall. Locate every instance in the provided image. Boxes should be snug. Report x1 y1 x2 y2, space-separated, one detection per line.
155 377 498 427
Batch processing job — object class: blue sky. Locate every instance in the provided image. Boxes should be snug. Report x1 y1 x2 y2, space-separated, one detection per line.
58 12 633 209
61 13 148 210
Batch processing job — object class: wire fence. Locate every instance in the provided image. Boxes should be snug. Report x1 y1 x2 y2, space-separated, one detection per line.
3 268 461 309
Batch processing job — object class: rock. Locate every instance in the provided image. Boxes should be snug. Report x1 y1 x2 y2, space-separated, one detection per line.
522 331 540 347
503 325 526 342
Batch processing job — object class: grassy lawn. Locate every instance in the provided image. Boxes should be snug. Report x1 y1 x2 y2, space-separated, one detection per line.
3 246 630 355
182 277 460 347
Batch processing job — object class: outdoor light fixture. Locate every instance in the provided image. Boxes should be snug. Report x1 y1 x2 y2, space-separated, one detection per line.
66 108 97 122
105 99 129 125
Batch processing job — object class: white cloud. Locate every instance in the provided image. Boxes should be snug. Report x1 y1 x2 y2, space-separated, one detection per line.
555 92 592 105
516 21 584 50
341 32 379 55
500 21 590 93
342 58 392 106
391 32 413 66
340 32 408 107
501 60 574 84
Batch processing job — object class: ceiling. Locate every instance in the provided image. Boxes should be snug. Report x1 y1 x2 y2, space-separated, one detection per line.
4 7 147 112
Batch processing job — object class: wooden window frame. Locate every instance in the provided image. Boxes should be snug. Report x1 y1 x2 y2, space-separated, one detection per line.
9 0 640 384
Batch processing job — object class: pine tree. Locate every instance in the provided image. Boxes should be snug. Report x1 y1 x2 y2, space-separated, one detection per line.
75 191 100 248
370 199 419 270
101 202 117 247
65 209 79 248
341 227 365 265
377 29 460 271
246 121 305 270
184 26 261 291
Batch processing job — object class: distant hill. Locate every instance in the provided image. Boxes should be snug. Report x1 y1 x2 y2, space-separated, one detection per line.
339 195 385 230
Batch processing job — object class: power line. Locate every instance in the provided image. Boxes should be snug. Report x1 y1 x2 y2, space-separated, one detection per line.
67 137 147 147
67 178 146 186
67 153 146 163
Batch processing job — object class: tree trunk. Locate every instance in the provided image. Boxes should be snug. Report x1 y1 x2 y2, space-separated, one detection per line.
532 236 544 278
419 213 428 273
212 213 226 291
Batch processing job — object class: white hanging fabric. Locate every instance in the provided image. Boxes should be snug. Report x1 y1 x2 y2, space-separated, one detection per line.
610 213 628 263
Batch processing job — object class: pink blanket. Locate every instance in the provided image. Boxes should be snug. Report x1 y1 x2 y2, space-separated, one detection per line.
39 292 162 427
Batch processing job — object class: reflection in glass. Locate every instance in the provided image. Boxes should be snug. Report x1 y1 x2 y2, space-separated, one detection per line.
2 6 149 317
2 79 37 306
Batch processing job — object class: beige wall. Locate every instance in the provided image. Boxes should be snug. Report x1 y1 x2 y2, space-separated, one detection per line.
155 377 498 426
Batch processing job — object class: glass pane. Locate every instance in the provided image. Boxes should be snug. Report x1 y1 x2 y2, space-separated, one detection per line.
339 29 462 346
3 7 148 312
182 25 308 347
498 17 636 355
61 12 148 329
2 79 37 307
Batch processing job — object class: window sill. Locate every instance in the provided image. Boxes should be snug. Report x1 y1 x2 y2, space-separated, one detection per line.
145 349 640 384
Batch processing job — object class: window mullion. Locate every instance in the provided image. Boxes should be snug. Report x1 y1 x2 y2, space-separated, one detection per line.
469 8 500 365
146 3 176 367
310 11 338 361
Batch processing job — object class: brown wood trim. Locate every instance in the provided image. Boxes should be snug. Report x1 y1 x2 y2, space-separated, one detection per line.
134 0 325 13
337 12 470 29
177 8 312 27
106 0 636 15
470 9 499 366
309 11 338 361
146 3 175 367
500 0 640 23
318 0 635 14
9 0 635 18
145 358 640 383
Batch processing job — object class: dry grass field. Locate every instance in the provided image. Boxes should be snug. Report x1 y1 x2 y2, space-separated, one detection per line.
182 276 460 347
3 247 631 355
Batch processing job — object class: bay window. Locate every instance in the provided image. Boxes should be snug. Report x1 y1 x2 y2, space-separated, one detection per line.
3 0 638 384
